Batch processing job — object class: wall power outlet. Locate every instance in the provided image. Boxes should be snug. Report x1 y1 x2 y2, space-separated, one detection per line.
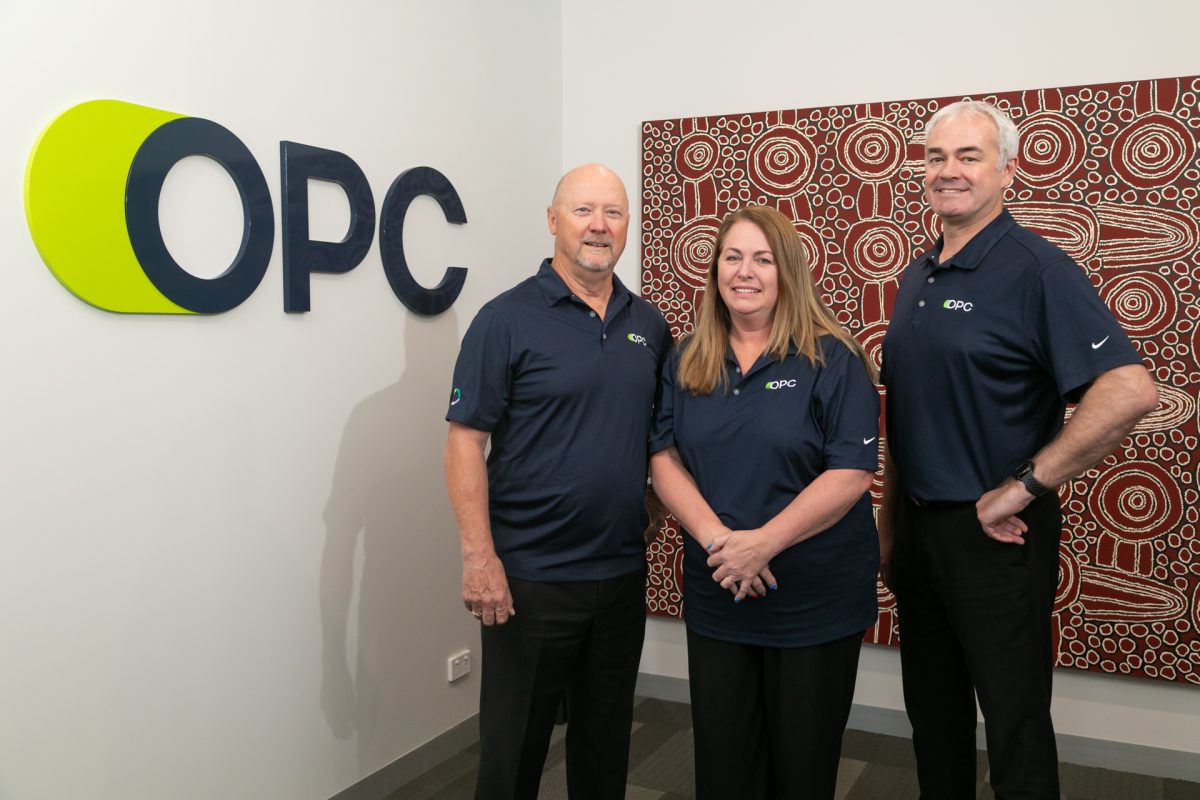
447 650 471 682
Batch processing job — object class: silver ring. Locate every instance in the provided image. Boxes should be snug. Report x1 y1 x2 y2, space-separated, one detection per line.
471 611 482 618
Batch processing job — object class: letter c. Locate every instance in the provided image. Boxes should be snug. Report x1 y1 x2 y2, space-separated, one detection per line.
378 166 467 316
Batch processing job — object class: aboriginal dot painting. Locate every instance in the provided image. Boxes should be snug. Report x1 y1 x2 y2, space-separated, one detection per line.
641 76 1200 685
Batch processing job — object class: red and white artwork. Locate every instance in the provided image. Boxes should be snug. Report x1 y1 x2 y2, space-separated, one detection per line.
641 76 1200 685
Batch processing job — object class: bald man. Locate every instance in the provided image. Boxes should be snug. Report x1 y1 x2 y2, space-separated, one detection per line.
444 165 671 799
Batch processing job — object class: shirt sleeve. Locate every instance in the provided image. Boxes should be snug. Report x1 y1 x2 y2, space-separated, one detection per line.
812 339 881 471
649 345 680 454
445 305 512 431
1028 258 1143 402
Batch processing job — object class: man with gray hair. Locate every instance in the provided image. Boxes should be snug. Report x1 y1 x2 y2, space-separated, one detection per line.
878 101 1158 798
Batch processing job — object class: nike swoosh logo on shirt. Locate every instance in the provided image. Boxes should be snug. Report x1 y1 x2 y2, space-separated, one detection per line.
1091 336 1110 350
863 437 877 445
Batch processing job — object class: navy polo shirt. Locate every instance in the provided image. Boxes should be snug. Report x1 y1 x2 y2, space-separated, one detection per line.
880 209 1142 502
446 259 671 582
651 335 880 648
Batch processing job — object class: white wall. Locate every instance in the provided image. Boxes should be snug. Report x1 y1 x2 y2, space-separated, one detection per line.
562 0 1200 759
0 2 561 798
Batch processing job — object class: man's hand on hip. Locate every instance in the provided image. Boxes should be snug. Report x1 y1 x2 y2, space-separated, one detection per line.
976 480 1031 544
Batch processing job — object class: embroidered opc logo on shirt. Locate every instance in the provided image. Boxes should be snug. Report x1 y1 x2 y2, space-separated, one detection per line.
626 333 648 346
942 299 974 312
764 379 798 390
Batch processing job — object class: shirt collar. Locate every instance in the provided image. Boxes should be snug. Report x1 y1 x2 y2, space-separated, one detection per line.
919 208 1017 272
535 257 631 310
724 340 800 376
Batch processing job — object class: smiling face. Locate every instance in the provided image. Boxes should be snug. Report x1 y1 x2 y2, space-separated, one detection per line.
546 165 629 280
716 219 779 327
924 112 1017 234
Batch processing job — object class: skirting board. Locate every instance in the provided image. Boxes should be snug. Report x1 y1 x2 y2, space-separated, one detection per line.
328 714 479 800
329 672 1199 799
637 673 1200 784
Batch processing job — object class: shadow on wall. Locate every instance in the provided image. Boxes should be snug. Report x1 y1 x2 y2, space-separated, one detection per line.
319 309 463 774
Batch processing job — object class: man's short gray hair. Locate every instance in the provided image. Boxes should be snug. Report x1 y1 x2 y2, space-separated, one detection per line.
926 100 1019 171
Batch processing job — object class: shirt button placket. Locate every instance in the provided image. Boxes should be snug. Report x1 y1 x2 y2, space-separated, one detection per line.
919 274 934 309
909 268 936 325
589 308 607 350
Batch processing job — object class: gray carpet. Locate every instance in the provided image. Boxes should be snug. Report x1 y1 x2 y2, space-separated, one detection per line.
393 697 1200 799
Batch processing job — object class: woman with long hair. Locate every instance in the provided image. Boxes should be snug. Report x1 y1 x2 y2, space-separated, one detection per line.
650 205 880 799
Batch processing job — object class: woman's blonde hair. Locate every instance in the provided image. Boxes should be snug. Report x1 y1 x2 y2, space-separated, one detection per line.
676 205 875 394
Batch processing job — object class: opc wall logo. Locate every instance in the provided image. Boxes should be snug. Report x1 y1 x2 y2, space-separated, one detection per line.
24 99 466 315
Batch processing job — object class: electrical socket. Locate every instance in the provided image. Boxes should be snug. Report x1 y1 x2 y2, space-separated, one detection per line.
447 650 471 682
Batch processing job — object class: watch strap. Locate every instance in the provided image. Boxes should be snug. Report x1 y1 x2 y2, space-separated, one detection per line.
1014 460 1049 498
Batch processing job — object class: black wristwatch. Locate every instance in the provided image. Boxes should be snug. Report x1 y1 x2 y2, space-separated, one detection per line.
1013 460 1050 498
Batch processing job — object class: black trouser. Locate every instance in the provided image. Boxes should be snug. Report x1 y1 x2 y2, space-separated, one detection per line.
894 493 1062 800
686 627 864 800
475 568 647 800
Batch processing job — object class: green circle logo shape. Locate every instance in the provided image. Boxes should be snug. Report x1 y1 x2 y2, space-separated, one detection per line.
24 99 192 313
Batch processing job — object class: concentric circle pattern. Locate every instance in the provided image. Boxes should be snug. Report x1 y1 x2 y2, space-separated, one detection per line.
837 119 906 182
668 217 721 290
1111 113 1195 189
675 132 720 181
1089 463 1183 541
747 127 817 195
641 76 1200 686
1019 112 1086 187
1101 272 1177 338
845 219 909 282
